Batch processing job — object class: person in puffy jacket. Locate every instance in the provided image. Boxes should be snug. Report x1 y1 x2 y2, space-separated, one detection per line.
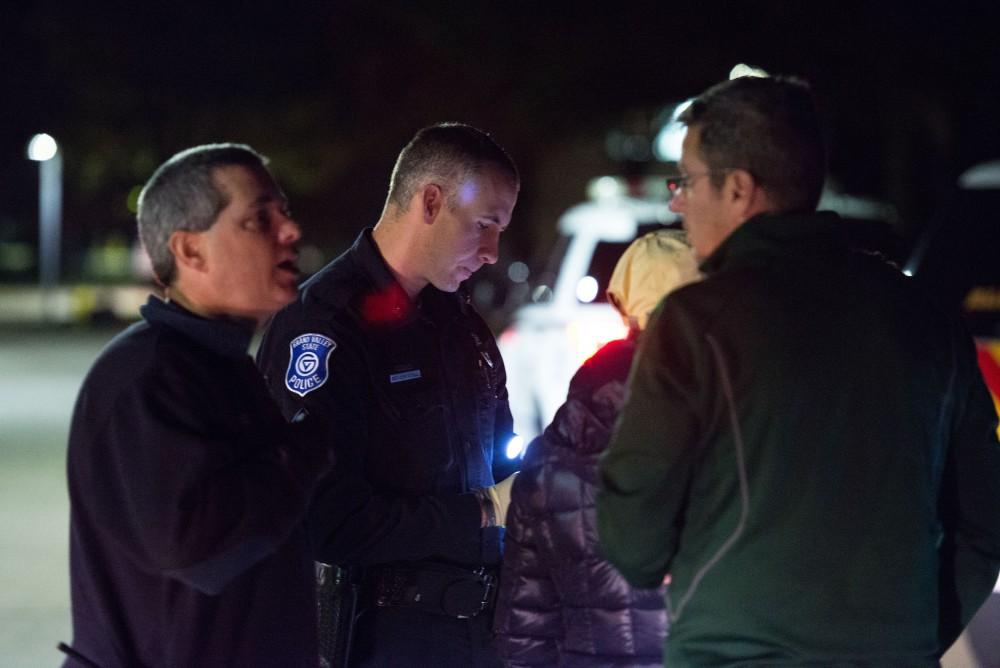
493 229 700 667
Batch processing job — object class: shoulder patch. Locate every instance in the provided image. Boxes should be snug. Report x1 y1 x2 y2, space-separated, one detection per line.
285 333 337 397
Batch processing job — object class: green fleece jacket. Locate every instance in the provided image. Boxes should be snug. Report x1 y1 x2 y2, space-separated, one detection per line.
597 211 1000 667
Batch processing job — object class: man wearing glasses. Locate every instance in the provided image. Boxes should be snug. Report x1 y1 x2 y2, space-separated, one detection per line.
598 74 1000 665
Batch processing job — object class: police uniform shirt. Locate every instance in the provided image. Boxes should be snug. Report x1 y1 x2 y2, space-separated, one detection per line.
257 228 513 568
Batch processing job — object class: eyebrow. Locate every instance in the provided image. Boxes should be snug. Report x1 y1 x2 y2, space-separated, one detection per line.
245 192 288 212
484 214 510 231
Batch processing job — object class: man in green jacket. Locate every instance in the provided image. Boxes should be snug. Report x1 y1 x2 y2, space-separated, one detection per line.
597 74 1000 666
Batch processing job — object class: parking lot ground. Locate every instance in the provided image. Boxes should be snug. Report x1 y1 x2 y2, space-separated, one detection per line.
0 326 123 667
0 323 995 666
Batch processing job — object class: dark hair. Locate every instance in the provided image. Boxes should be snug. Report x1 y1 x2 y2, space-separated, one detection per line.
386 123 519 212
137 143 269 285
680 76 825 212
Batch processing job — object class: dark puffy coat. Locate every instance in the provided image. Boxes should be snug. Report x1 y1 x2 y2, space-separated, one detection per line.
494 337 667 667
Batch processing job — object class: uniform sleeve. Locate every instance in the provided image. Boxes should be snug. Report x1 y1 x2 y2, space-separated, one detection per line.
597 299 705 588
256 314 486 567
936 331 1000 650
492 345 518 480
494 465 563 666
79 360 329 596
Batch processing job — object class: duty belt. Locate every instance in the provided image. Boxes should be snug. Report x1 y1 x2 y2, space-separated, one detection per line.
366 561 497 619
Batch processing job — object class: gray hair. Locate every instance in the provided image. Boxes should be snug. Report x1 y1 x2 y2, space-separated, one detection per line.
137 143 269 285
385 123 519 213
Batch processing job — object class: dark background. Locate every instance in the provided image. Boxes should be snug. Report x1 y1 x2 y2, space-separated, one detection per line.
2 0 998 283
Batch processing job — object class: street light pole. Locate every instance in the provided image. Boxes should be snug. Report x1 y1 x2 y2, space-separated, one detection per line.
27 133 62 319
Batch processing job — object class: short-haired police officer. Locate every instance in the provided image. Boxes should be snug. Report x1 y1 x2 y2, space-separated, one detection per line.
257 124 520 667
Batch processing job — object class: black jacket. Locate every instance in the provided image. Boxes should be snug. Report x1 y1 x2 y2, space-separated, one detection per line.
599 212 1000 666
257 229 514 569
65 297 329 668
495 337 667 666
257 230 515 666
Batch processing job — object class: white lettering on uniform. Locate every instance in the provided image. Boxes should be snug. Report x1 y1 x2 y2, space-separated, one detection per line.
285 333 337 397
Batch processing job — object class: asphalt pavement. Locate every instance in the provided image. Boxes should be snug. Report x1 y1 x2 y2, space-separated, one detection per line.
0 324 995 667
0 325 124 667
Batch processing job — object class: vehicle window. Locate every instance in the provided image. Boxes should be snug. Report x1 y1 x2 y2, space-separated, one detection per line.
540 233 570 286
583 223 676 303
585 241 632 303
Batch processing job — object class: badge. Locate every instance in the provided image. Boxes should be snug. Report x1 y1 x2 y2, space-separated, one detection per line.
285 333 336 397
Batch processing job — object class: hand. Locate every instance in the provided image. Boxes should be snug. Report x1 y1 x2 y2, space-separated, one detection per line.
477 472 519 528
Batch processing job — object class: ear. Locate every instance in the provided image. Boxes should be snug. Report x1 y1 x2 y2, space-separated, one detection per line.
420 183 445 225
727 169 764 220
168 230 207 275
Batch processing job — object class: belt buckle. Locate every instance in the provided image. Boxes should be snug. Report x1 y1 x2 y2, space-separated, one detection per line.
454 567 495 619
373 563 497 619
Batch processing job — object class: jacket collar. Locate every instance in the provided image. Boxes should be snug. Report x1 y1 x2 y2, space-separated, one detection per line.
140 296 254 359
346 227 468 326
699 210 847 275
351 227 401 294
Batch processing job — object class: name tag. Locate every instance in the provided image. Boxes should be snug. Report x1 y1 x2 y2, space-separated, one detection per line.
390 369 422 384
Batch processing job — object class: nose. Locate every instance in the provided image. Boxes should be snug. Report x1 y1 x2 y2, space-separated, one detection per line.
479 227 500 265
277 214 302 245
669 189 686 214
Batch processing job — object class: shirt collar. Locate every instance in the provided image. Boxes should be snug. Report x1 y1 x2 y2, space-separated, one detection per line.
699 210 847 275
349 227 467 324
352 227 401 294
139 296 254 359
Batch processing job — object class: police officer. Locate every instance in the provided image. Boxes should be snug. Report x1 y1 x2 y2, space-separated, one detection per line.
257 123 519 667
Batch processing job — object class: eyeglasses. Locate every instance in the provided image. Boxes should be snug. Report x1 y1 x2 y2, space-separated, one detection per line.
666 168 735 198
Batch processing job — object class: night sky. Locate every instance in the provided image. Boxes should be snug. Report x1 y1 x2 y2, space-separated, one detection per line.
2 0 998 279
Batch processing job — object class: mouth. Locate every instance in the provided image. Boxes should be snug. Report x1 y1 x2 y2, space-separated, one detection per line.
277 258 300 277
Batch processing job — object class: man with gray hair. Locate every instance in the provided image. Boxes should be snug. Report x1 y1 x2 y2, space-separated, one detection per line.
598 75 1000 664
257 123 520 667
63 143 333 667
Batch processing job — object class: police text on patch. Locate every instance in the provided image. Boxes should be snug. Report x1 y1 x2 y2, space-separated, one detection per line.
285 333 336 397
